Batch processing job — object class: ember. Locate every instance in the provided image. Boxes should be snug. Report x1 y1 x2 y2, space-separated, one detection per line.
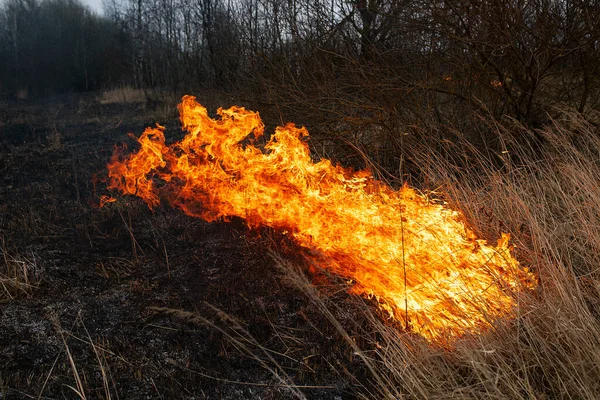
107 96 536 343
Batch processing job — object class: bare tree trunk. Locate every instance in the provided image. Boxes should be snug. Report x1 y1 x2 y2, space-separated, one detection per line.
12 9 19 90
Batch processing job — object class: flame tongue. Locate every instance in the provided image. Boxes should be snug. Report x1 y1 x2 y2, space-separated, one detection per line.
108 95 536 343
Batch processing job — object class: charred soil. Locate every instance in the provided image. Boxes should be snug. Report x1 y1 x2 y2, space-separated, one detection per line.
0 95 370 399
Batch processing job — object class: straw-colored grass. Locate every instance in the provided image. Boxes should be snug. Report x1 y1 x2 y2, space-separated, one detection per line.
0 238 41 301
99 86 147 105
270 107 600 399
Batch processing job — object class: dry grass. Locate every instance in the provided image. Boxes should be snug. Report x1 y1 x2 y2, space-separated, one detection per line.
99 86 147 105
148 305 320 398
39 314 118 400
0 237 40 301
45 109 63 151
269 107 600 399
5 95 594 397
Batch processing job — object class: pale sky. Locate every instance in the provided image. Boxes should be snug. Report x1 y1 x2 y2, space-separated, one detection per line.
81 0 105 15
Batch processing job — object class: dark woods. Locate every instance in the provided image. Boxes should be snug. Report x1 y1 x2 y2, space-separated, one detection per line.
1 0 600 127
0 0 129 95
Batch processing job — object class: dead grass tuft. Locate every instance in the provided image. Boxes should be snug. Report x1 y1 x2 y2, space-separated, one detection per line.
45 109 63 151
99 86 147 105
0 238 41 301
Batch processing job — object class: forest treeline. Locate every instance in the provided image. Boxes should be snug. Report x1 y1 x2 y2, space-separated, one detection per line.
2 0 600 127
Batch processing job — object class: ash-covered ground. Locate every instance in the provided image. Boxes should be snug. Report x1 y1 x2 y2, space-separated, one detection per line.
0 95 373 399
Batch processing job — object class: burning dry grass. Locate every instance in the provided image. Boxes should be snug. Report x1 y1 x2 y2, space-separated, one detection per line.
2 93 599 397
101 98 600 397
107 97 537 344
269 108 600 398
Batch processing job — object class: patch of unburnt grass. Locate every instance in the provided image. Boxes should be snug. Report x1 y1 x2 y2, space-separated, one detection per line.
267 107 600 399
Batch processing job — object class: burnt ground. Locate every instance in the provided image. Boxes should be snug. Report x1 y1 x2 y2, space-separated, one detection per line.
0 94 376 399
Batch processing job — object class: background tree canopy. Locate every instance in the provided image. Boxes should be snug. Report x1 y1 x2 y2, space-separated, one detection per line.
1 0 599 126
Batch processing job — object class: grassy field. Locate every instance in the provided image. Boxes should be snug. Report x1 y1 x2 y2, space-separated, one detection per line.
1 93 599 399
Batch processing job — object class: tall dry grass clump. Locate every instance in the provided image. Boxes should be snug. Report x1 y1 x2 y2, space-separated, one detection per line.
275 107 600 399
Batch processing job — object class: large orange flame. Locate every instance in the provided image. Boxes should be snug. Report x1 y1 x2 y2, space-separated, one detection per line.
107 96 536 343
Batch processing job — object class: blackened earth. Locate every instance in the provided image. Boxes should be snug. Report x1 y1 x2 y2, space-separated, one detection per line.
0 94 375 399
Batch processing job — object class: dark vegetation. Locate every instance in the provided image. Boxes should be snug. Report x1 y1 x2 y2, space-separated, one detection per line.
3 0 600 127
2 0 600 398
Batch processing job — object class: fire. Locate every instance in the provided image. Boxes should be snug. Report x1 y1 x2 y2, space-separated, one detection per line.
107 96 536 343
99 195 116 208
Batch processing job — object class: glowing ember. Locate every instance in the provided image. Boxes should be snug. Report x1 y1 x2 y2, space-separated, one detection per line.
99 195 116 208
107 96 536 343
